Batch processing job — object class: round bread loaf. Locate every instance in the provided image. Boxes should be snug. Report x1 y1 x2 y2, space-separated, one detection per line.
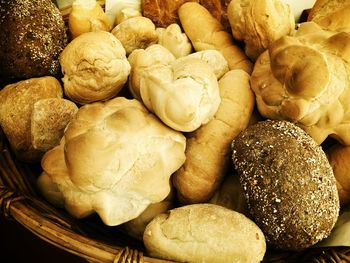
0 0 67 85
232 120 339 251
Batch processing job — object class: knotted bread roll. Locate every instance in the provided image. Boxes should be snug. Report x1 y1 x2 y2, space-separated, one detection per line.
128 44 221 132
40 97 186 226
251 22 350 145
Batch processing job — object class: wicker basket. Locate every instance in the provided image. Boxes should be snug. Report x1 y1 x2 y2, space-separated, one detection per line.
1 129 350 263
1 2 350 263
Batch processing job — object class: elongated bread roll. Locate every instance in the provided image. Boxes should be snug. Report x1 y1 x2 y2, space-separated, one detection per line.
143 204 266 263
178 2 253 74
173 70 255 203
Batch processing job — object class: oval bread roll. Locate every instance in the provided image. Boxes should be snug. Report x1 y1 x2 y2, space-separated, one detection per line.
173 69 255 203
144 204 266 263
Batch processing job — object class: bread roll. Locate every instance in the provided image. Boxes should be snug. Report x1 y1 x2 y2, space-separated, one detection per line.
143 204 266 263
250 22 350 145
68 0 112 39
173 70 254 203
326 144 350 206
31 98 78 152
178 2 253 74
142 0 230 30
111 16 158 55
128 44 221 132
308 0 350 31
60 31 131 104
156 24 193 58
115 7 142 24
227 0 295 60
0 0 67 85
182 50 229 79
232 120 339 250
0 77 63 162
41 97 186 226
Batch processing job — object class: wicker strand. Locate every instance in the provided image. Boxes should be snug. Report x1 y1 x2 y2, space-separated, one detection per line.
113 247 144 263
0 186 26 218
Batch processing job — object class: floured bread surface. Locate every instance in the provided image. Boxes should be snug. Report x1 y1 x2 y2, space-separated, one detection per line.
144 203 266 263
41 97 186 226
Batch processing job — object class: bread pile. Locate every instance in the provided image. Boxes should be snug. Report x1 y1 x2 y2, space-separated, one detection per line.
1 0 350 262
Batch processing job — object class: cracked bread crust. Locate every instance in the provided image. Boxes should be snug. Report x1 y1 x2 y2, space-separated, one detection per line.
143 203 266 263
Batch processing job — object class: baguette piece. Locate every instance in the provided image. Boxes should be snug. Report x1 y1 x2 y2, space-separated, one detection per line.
144 204 266 263
178 2 253 74
173 70 255 203
68 0 111 39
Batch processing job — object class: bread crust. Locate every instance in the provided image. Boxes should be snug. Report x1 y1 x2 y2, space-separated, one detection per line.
178 2 253 73
173 70 254 203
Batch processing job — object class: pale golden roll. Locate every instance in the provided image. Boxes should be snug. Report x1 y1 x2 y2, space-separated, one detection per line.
111 16 158 55
60 31 131 105
227 0 295 61
182 49 229 79
41 97 186 226
173 70 255 203
69 0 112 39
128 44 221 132
178 2 253 74
326 144 350 207
156 23 193 59
143 204 266 263
250 22 350 145
308 0 350 31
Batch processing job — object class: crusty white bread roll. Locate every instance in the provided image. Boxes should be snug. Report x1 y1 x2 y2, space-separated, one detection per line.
227 0 295 60
0 76 63 162
182 50 229 79
173 70 255 203
156 23 193 58
143 204 266 263
128 44 221 132
111 16 158 55
326 144 350 207
69 0 111 39
178 2 253 74
251 22 350 145
60 31 131 105
41 97 186 226
308 0 350 31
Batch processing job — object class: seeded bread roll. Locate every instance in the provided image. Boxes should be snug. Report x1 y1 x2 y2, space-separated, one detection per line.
232 120 339 251
0 0 67 86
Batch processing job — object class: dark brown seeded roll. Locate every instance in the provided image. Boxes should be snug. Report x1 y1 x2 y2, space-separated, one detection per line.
0 0 67 86
231 120 339 251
